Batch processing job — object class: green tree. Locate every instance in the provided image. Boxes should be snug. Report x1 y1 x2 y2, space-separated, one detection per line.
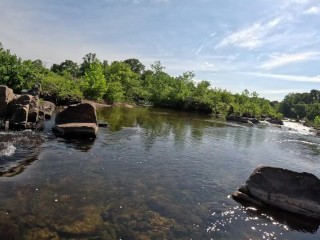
79 53 98 76
314 116 320 128
123 58 145 75
104 81 125 103
51 60 79 78
81 61 107 100
106 61 141 101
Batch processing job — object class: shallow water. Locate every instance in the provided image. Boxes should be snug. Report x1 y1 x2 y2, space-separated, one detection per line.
0 106 319 239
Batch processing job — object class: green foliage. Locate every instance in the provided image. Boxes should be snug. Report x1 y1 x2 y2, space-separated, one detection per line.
105 61 140 101
104 81 125 103
314 116 320 128
279 90 320 121
123 58 145 75
81 61 107 100
0 48 47 92
40 72 83 99
51 60 79 78
79 53 98 76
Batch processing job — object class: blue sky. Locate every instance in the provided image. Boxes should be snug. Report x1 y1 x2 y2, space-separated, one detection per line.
1 0 320 100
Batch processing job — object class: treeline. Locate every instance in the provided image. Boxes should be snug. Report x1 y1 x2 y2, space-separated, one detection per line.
277 90 320 127
0 43 280 119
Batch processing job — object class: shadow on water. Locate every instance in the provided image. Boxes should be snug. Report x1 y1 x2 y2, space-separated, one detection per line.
55 137 95 152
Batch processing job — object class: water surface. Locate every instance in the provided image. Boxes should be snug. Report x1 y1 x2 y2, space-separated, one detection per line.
0 107 319 239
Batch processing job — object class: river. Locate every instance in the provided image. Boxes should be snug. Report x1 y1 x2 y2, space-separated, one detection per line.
0 106 319 240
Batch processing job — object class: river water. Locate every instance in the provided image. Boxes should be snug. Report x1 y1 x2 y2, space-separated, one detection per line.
0 107 319 240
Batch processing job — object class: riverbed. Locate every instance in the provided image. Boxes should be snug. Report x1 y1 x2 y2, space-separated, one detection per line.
0 106 319 239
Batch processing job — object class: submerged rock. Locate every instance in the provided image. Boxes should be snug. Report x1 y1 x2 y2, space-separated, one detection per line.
232 166 320 219
24 228 59 240
53 205 103 236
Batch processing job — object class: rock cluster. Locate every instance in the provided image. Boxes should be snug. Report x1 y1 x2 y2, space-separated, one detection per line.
226 113 284 125
232 166 320 219
0 85 55 130
1 85 99 139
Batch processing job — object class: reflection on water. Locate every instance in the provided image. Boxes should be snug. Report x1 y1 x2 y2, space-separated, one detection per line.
0 106 319 239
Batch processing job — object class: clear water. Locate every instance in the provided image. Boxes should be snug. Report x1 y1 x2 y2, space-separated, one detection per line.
0 106 319 240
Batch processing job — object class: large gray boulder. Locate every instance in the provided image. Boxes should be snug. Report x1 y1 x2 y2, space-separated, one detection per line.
53 102 98 138
55 102 97 124
0 85 14 119
232 166 320 219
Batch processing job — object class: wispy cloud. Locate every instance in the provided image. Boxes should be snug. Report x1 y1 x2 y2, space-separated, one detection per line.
238 72 320 83
215 17 284 50
195 32 216 55
257 51 320 69
304 6 320 15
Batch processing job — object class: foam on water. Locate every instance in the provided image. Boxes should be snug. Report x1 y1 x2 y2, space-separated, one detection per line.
283 121 314 135
0 143 16 156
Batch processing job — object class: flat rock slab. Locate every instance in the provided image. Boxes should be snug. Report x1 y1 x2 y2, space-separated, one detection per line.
52 123 98 139
232 166 320 219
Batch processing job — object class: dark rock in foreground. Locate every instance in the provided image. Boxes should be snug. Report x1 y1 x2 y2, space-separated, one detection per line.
53 102 98 139
232 166 320 219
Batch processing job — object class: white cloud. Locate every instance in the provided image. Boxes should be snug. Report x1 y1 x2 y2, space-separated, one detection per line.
258 51 320 69
215 17 283 50
238 72 320 83
205 62 215 67
304 6 320 15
